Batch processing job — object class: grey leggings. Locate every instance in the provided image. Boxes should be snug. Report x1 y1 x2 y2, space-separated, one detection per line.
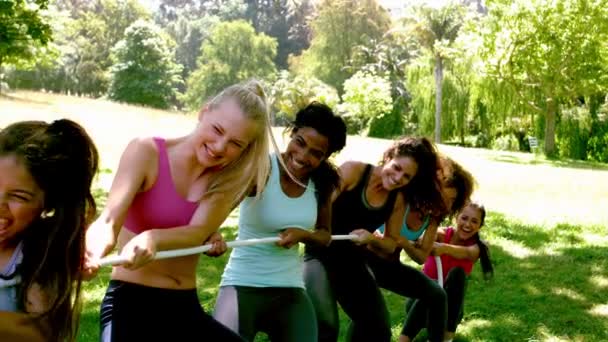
303 251 393 342
213 285 317 342
304 249 447 342
402 267 468 338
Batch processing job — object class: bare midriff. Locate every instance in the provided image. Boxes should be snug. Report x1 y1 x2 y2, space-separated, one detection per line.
111 229 199 289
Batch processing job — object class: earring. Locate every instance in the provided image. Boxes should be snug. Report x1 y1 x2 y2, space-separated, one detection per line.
40 209 55 219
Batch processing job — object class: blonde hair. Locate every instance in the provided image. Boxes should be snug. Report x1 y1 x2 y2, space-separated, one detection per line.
203 79 274 206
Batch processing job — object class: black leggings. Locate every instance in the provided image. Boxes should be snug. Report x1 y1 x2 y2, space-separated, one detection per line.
213 285 317 342
304 247 447 342
100 280 244 342
304 247 392 342
402 267 467 338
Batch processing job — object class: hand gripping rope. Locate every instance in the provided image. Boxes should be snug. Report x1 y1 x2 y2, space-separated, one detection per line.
0 235 360 288
98 234 360 267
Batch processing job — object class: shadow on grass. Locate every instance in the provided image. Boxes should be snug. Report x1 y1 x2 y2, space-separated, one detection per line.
487 212 585 248
488 153 608 171
456 244 608 341
77 218 608 342
400 212 608 341
0 92 53 105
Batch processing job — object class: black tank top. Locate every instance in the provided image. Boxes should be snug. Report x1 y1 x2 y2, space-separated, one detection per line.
331 164 398 235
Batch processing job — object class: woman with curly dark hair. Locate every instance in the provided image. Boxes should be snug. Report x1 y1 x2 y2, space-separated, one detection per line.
376 155 477 264
303 136 448 342
0 119 99 342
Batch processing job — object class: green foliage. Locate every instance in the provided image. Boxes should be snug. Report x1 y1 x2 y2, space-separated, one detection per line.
339 71 393 136
268 70 339 125
2 0 151 96
108 20 182 109
401 1 466 142
556 106 591 160
183 20 277 110
405 55 435 136
294 0 391 94
164 16 219 83
587 104 608 163
491 133 519 152
244 0 312 69
160 0 246 82
0 0 53 67
481 0 608 155
367 106 405 139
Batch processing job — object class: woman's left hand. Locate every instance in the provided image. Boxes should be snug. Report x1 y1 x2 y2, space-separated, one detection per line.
277 228 309 249
203 232 228 257
431 242 446 256
119 231 157 269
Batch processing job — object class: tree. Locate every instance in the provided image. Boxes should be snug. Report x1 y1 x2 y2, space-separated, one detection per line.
157 0 247 81
0 0 52 68
244 0 313 69
108 20 182 109
294 0 391 94
402 2 465 143
268 70 339 124
338 71 393 136
481 0 608 156
183 20 277 110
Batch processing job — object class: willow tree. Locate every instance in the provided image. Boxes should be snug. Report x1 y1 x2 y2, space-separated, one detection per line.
402 2 465 143
294 0 391 94
481 0 608 156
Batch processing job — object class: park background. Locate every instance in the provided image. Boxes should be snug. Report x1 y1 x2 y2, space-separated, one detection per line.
2 0 608 340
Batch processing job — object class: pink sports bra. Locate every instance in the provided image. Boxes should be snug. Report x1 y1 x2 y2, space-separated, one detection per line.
124 138 199 234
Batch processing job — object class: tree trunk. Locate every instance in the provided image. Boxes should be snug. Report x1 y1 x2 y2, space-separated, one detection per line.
434 55 443 143
460 116 465 145
544 98 557 156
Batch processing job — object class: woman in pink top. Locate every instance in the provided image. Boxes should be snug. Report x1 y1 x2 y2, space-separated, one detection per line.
400 201 494 342
84 80 275 342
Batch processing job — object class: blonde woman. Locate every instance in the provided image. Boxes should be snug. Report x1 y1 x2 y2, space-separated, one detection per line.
84 80 273 342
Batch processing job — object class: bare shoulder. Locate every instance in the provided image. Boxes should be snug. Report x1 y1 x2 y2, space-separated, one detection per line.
338 161 367 191
119 137 160 168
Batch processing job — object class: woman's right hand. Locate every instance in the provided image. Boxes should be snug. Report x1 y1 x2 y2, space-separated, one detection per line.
350 229 373 245
82 221 116 280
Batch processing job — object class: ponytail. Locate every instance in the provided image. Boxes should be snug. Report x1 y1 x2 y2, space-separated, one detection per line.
0 118 100 342
474 233 494 280
310 160 340 204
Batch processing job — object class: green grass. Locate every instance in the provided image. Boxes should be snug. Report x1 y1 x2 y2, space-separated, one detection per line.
2 92 608 341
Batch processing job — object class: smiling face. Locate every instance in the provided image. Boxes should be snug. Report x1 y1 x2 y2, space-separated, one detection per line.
195 98 259 169
380 156 418 191
0 155 44 248
455 204 483 241
283 126 330 180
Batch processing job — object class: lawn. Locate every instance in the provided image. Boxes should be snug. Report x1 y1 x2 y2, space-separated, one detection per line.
2 91 607 341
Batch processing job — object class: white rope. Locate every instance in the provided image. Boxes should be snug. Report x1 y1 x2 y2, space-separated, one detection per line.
0 276 21 289
99 234 359 267
435 255 444 287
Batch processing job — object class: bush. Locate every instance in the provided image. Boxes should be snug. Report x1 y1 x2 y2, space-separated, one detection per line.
587 132 608 162
556 106 591 160
338 71 393 136
491 134 519 151
587 110 608 163
108 20 182 109
367 106 405 138
268 71 339 125
340 113 367 135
